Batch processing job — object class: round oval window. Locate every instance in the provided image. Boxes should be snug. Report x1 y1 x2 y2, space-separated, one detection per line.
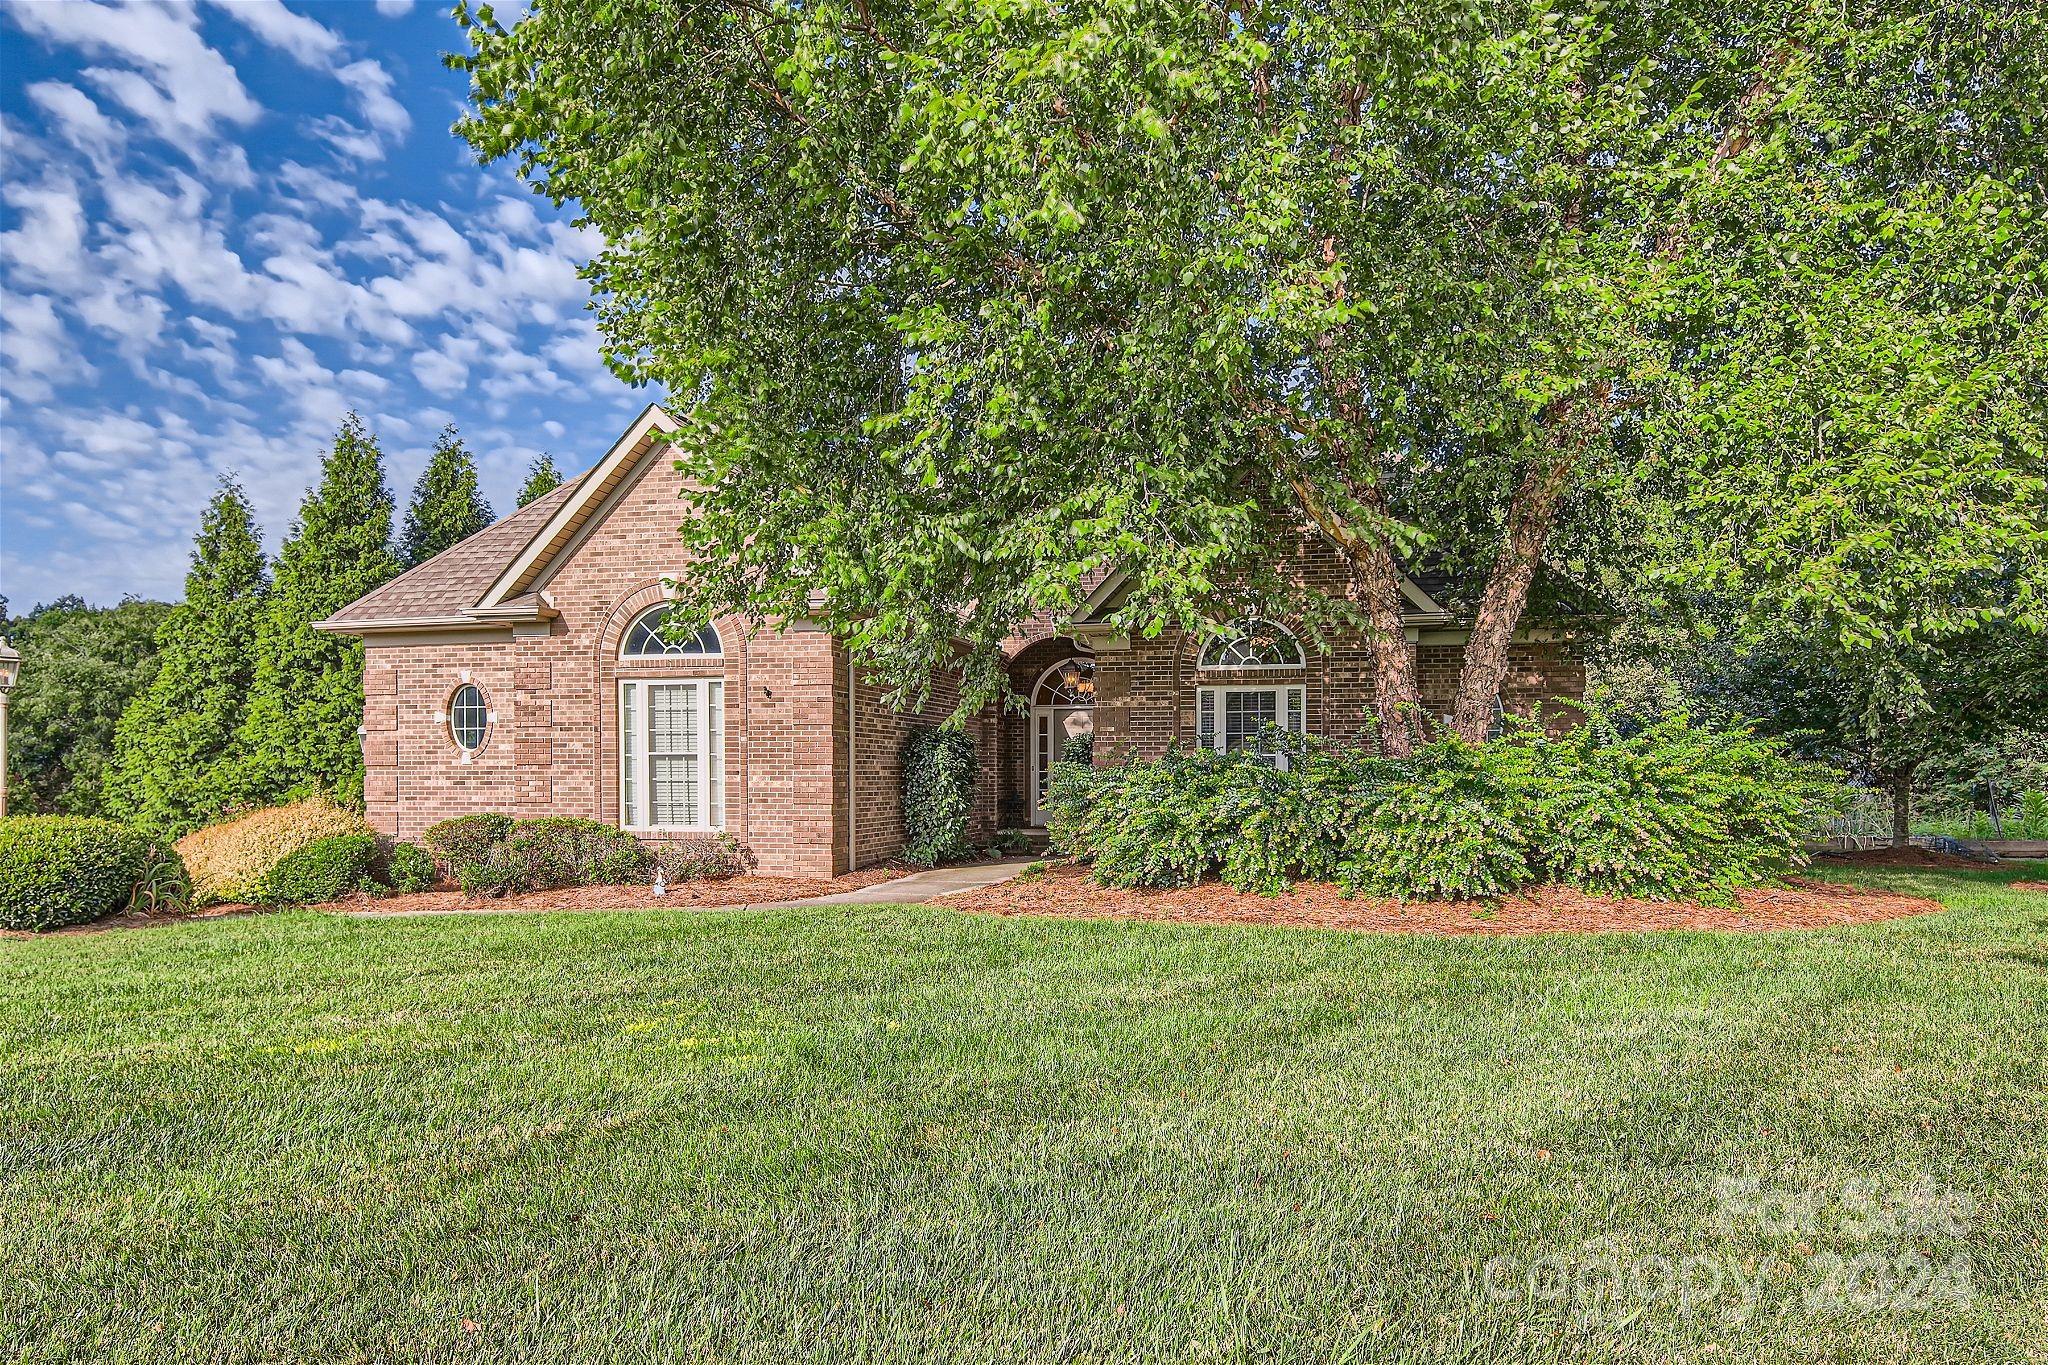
449 684 488 752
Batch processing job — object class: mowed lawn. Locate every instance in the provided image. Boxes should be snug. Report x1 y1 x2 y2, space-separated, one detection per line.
1 869 2043 1363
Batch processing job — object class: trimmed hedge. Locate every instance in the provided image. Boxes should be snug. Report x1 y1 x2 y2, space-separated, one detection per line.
262 833 378 905
0 816 162 931
1048 712 1841 902
504 817 648 890
386 841 437 894
176 800 372 905
902 727 978 866
650 834 746 883
420 814 514 870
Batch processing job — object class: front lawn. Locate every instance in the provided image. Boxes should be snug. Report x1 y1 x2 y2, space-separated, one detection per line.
1 868 2043 1363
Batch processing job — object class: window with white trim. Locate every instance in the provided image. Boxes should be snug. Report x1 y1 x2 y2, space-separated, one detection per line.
448 683 489 753
1197 684 1306 768
621 605 722 660
1198 621 1305 669
619 679 724 830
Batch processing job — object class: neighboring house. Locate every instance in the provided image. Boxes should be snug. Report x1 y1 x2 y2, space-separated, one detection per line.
320 404 1586 877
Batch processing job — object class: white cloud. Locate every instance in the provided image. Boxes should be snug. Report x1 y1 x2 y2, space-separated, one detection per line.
25 82 125 162
0 293 83 402
0 177 90 287
8 1 260 165
210 2 410 158
374 0 416 14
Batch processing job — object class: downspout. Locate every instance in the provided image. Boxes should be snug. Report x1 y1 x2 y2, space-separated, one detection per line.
846 652 858 872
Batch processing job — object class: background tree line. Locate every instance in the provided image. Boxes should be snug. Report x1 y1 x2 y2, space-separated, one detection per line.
3 424 565 835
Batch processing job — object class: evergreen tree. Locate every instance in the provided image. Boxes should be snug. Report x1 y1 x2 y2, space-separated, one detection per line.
234 414 402 808
516 452 563 507
399 425 494 565
105 477 270 835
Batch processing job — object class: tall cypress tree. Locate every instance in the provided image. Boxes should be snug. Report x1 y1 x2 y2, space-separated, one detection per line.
234 414 402 808
400 425 495 566
516 452 563 507
105 477 269 835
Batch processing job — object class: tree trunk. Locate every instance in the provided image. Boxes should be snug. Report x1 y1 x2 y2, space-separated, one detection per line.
1355 538 1427 758
1890 763 1917 848
1449 400 1596 743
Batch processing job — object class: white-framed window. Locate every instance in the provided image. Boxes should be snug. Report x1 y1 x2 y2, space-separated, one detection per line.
621 605 722 660
1197 685 1306 768
1198 620 1305 669
619 679 724 830
446 683 491 757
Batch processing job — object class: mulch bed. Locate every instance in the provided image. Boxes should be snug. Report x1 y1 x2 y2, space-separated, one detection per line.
942 862 1944 935
2012 882 2048 895
1812 846 1995 870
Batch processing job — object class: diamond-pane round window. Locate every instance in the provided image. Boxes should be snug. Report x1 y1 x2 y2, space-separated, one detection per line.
621 605 722 659
1198 621 1304 669
449 684 488 752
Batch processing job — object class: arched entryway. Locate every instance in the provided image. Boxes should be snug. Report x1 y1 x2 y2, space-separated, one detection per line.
1028 657 1095 826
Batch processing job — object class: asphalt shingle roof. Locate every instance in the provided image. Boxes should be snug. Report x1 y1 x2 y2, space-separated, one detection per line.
323 475 584 625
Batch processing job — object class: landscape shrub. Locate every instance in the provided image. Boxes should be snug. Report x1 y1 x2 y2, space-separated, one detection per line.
420 813 514 871
649 833 746 883
0 816 155 931
261 833 379 905
902 727 978 866
1050 712 1838 902
507 817 649 889
1519 714 1841 901
175 800 373 905
129 836 193 915
456 844 529 898
386 841 437 894
1060 731 1095 768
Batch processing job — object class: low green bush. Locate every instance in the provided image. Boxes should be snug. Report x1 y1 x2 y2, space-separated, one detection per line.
650 833 746 883
176 801 372 905
508 817 649 889
902 727 978 866
1048 712 1840 902
0 816 155 931
456 845 528 898
386 842 437 894
420 814 514 870
261 833 379 906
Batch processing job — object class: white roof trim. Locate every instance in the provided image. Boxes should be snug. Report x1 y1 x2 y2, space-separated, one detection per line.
476 402 681 608
1071 565 1452 627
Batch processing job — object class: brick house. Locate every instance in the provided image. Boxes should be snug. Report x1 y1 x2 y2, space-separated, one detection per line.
320 404 1585 877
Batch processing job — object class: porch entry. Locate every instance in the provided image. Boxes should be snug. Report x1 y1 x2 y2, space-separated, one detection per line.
1028 657 1095 827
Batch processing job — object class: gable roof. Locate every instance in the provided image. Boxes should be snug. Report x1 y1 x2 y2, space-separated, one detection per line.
317 475 586 631
1068 565 1455 633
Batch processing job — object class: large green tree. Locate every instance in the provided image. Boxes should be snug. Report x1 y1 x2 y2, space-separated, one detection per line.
235 415 402 808
517 453 564 507
400 426 495 566
103 477 270 836
457 1 2046 751
1 596 171 816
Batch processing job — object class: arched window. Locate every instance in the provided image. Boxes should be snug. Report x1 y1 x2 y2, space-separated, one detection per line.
448 684 488 752
1033 657 1095 706
621 604 722 660
1198 621 1304 669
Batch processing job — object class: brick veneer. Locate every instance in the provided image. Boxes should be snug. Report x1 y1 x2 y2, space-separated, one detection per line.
357 450 1583 870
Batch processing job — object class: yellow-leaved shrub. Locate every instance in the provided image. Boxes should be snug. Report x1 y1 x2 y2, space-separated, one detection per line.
175 800 373 905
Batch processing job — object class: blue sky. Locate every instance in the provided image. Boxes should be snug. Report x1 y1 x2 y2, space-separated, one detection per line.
0 0 653 609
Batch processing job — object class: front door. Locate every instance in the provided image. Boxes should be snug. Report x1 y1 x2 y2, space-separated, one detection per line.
1027 656 1096 827
1030 705 1094 826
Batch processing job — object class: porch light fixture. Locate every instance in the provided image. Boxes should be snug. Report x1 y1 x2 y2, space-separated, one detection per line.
0 636 19 819
1057 662 1095 699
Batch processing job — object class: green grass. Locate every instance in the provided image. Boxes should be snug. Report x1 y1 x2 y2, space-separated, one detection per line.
1 867 2044 1363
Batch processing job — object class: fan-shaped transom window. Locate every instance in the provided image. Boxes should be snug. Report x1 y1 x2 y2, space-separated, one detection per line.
621 605 722 660
448 684 488 752
1199 621 1304 669
1034 657 1095 706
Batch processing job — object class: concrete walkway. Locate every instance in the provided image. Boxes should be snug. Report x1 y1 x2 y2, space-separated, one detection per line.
748 857 1039 909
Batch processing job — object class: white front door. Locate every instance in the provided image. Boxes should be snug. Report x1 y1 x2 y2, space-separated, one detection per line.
1029 704 1094 826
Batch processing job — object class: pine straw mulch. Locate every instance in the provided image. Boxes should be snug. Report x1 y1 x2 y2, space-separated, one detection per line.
1811 845 1996 870
941 862 1944 936
2012 883 2048 895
